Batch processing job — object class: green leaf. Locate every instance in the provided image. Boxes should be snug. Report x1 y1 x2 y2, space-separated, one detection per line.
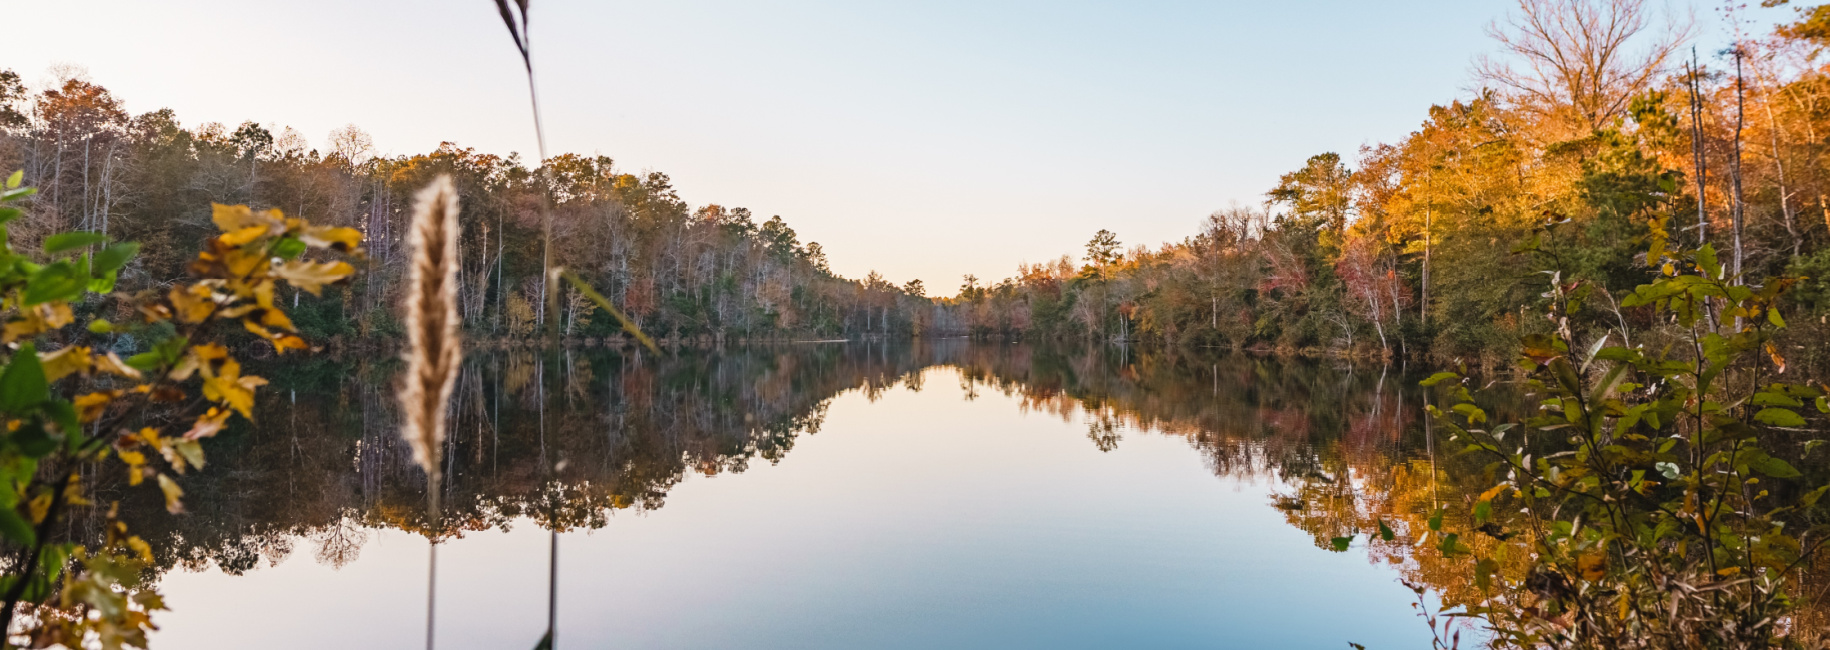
26 543 71 602
124 352 161 372
1475 558 1499 590
1473 500 1492 524
0 506 34 546
22 262 86 305
125 335 189 372
1420 372 1460 387
1698 244 1721 280
271 237 306 260
0 343 49 413
92 242 138 276
42 400 78 448
1752 455 1803 479
87 319 112 334
1770 307 1787 328
1377 519 1395 542
173 440 205 471
11 425 52 457
1754 392 1803 407
5 171 21 189
533 631 552 650
1331 536 1352 552
42 232 105 253
1656 461 1681 479
1437 532 1467 556
1803 484 1830 507
1593 346 1633 362
1428 508 1444 532
86 270 116 294
1452 403 1488 424
1756 407 1807 428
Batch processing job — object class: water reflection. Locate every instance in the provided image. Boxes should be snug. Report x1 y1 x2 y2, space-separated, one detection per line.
115 342 1509 647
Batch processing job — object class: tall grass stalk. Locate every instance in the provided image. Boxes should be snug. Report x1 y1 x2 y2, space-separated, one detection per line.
399 174 463 650
492 5 564 647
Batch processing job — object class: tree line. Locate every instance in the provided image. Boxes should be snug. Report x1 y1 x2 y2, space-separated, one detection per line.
941 0 1830 373
12 0 1830 369
0 68 931 344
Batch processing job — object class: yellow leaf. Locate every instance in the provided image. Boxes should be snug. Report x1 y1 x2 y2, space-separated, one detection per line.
183 407 231 441
219 225 270 247
272 335 308 354
61 478 89 507
73 390 120 423
28 492 51 524
272 259 354 295
252 278 276 309
118 450 146 486
38 345 92 382
1477 483 1512 504
126 536 153 563
202 358 260 419
211 203 282 234
242 319 275 340
1717 566 1743 577
221 247 267 278
192 343 229 361
261 307 296 332
1579 552 1608 581
93 352 143 380
299 225 363 252
168 285 217 323
3 302 74 343
156 474 184 514
1 321 37 344
217 304 260 319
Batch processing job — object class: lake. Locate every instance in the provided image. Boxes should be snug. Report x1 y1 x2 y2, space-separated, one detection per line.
122 341 1467 649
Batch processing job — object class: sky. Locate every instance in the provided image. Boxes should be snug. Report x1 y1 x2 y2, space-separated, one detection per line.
1 0 1781 292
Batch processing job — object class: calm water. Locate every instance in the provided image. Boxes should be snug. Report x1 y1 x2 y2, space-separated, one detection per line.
121 342 1458 649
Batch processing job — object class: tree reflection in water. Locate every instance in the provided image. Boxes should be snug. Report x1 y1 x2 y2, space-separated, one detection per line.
74 342 1823 639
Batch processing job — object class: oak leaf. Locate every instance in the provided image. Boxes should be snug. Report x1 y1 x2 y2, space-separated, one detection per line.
210 203 282 234
272 260 354 295
299 225 363 252
201 358 266 419
167 285 216 323
38 345 92 382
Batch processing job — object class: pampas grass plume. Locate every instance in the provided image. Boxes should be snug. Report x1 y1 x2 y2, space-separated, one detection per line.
400 174 463 494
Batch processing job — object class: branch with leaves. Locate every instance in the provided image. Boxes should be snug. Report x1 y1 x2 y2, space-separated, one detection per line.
0 172 361 648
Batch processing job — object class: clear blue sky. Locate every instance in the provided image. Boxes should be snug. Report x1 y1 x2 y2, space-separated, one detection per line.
2 0 1771 291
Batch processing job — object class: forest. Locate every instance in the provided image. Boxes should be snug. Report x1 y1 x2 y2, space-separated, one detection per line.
0 68 929 345
8 1 1830 372
945 1 1830 373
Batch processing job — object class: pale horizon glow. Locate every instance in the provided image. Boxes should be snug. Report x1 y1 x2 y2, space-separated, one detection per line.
1 0 1768 293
